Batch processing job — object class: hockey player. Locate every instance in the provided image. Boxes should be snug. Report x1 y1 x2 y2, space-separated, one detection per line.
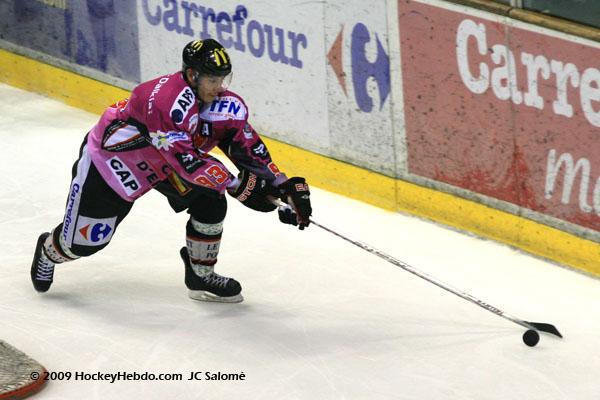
30 39 312 303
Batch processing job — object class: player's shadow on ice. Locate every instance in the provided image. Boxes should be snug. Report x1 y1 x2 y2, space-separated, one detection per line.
31 275 514 356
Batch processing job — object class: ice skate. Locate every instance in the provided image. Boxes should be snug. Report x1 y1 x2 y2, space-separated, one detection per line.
30 233 55 293
180 247 243 303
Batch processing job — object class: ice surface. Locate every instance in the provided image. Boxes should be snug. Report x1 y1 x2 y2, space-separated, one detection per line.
1 83 599 399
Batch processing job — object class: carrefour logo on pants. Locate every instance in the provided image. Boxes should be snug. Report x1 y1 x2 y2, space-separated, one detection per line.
73 216 117 246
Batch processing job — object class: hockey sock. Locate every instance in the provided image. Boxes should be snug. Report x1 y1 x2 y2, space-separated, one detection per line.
185 217 222 276
43 227 80 264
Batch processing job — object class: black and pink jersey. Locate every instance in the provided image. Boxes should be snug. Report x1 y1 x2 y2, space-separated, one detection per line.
86 71 287 201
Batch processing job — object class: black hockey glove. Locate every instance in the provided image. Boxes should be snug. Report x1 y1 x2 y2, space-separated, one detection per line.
277 203 298 227
277 177 312 230
227 169 277 212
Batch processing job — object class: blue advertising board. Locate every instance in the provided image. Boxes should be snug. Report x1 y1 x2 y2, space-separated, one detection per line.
0 0 140 83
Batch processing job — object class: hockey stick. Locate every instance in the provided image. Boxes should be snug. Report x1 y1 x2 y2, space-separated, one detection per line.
273 199 562 338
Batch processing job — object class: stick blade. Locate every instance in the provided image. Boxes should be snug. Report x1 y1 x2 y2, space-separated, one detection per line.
526 321 563 338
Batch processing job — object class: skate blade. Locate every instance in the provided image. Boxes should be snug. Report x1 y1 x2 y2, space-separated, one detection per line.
188 290 244 303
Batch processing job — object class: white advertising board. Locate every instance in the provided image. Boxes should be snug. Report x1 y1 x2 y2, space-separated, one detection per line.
323 0 397 175
137 0 331 154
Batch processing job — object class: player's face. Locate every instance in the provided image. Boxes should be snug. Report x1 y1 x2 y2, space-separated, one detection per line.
198 75 229 103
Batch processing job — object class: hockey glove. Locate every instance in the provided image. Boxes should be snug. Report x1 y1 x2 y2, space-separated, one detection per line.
277 203 298 226
227 169 277 212
277 177 312 230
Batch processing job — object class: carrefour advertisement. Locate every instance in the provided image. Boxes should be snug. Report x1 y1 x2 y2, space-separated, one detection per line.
0 0 140 82
398 0 600 232
136 0 329 154
324 0 396 176
0 0 397 176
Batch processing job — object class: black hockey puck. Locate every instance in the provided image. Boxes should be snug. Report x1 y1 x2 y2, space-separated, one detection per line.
522 329 540 347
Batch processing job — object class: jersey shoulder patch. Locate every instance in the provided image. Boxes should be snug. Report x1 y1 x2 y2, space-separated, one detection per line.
201 93 248 122
170 85 196 125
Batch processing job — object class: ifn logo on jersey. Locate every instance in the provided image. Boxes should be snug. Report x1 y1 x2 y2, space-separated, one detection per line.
327 23 390 113
73 216 117 246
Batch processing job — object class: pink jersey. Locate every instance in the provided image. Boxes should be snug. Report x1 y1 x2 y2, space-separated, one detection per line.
86 72 287 201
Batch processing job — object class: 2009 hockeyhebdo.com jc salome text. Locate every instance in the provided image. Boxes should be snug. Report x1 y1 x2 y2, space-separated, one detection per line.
34 370 247 383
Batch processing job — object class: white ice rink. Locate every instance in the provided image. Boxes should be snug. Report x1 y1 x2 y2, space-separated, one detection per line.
1 83 600 399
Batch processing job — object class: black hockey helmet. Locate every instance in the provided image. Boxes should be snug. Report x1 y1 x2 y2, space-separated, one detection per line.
182 39 232 77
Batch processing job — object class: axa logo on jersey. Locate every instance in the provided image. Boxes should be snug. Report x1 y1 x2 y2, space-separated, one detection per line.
73 216 117 246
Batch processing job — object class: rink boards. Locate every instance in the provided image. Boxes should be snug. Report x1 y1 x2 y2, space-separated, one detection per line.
0 0 598 273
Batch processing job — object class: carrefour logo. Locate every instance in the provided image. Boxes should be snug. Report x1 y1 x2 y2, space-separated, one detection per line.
143 2 307 68
327 23 390 113
73 216 117 246
80 223 112 243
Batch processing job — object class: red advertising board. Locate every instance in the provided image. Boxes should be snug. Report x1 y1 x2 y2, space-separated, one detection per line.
399 0 600 232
